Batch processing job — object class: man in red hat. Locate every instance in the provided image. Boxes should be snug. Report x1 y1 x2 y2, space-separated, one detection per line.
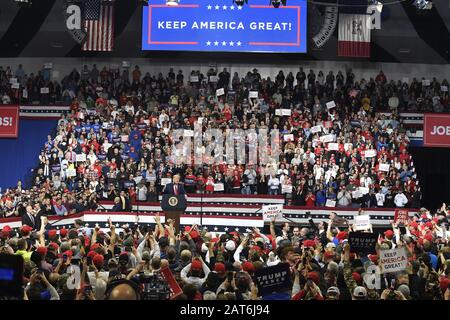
180 257 210 289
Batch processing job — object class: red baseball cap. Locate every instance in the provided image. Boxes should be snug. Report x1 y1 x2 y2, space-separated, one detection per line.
191 259 202 271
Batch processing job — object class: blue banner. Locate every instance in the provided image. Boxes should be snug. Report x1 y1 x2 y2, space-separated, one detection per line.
142 0 307 53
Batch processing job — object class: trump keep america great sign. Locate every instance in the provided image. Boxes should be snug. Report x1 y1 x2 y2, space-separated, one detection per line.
142 0 307 53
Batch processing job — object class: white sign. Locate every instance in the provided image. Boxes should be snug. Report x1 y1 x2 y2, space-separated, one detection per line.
190 76 199 82
281 185 292 194
325 199 336 207
262 204 284 221
161 178 172 186
311 125 322 134
216 88 225 96
359 187 370 195
379 163 390 172
319 134 335 143
76 154 86 162
52 71 60 79
275 109 282 116
249 91 258 98
213 183 224 191
122 61 131 68
103 142 112 151
9 78 17 84
281 109 292 116
22 89 28 99
352 189 362 199
441 86 448 92
121 135 129 142
11 83 20 89
327 143 339 151
326 101 336 109
197 117 204 124
422 80 430 86
402 77 409 84
354 215 371 231
283 134 294 142
44 63 53 69
66 168 76 178
40 87 49 94
209 75 218 82
183 130 194 137
364 149 377 158
380 247 408 274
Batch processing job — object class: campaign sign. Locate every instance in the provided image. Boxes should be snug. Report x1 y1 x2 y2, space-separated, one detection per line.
142 0 307 53
380 247 408 274
394 209 409 225
262 204 283 221
254 263 292 296
0 106 19 138
348 232 377 254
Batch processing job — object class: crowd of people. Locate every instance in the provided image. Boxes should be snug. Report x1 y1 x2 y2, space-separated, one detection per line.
0 205 449 300
0 63 449 300
2 64 446 220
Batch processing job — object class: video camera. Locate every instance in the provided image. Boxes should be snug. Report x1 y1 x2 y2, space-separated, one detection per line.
136 272 170 300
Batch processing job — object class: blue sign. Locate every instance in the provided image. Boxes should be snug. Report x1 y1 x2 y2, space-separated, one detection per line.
142 0 307 53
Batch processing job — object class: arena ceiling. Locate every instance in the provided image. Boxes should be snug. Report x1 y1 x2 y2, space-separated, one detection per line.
0 0 449 63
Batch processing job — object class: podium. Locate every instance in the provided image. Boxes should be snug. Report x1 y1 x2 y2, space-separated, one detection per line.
161 194 187 233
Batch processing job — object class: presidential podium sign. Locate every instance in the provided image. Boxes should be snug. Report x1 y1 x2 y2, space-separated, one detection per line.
161 195 187 233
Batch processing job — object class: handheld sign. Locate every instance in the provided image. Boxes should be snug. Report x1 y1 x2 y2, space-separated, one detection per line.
348 232 377 253
364 149 377 158
326 101 336 109
327 142 339 151
190 76 199 83
216 88 225 96
262 204 283 221
310 125 322 134
213 183 224 191
380 247 408 274
319 134 335 143
75 154 86 162
161 178 172 186
378 163 390 172
354 215 371 231
254 263 292 296
283 134 294 142
394 209 409 225
249 91 258 98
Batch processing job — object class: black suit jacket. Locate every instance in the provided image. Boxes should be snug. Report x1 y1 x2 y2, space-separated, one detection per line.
163 183 186 195
21 213 36 229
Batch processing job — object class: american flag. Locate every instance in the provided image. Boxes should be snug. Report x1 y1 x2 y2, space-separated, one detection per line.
82 0 114 52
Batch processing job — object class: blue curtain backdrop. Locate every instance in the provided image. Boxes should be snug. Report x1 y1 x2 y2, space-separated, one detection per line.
0 118 57 191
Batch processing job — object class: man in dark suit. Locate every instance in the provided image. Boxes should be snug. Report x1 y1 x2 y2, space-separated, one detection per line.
163 174 186 195
21 205 37 229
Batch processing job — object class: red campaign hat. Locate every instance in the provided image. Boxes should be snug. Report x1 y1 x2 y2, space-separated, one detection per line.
336 231 348 241
384 230 394 239
352 272 362 285
368 254 378 263
349 252 356 261
48 242 59 251
63 250 73 258
22 225 33 234
59 228 68 237
324 251 335 260
87 251 97 259
303 240 316 248
424 233 433 242
417 238 424 246
440 278 450 292
251 245 262 252
0 231 9 239
90 243 101 251
242 261 255 273
411 230 420 238
190 230 200 240
425 221 433 229
410 221 418 229
214 262 226 273
93 254 104 268
36 246 48 256
308 271 320 285
191 259 202 271
48 230 57 238
2 225 12 232
184 226 191 232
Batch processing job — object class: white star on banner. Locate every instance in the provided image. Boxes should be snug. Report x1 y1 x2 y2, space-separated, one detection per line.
224 227 229 231
206 41 211 46
215 5 220 9
229 41 234 46
230 5 235 10
237 41 242 46
207 4 212 9
235 228 239 231
222 41 227 46
222 5 227 10
214 227 218 231
214 41 219 46
237 5 243 10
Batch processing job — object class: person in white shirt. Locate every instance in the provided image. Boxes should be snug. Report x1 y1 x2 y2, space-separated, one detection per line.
180 258 211 290
359 173 372 188
394 190 408 207
375 189 385 207
267 174 280 195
